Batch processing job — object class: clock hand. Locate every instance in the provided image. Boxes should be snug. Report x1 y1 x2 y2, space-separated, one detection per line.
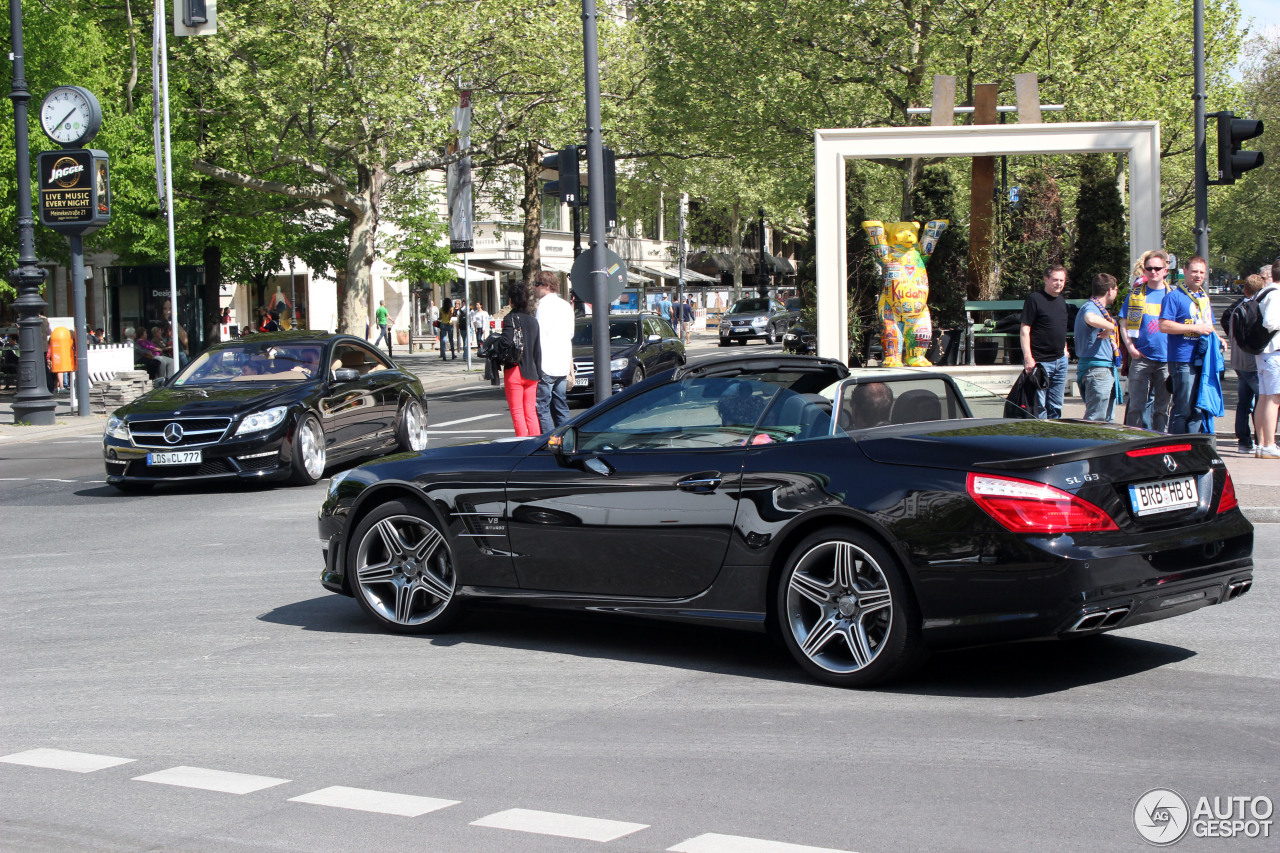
52 106 78 130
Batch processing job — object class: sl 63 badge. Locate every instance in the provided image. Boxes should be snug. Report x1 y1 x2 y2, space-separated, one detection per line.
1064 473 1100 485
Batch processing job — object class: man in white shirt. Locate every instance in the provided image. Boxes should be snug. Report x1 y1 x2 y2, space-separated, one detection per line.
471 302 490 348
532 270 574 431
1253 260 1280 457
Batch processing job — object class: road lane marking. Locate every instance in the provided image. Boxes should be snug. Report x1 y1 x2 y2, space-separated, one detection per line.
471 808 648 842
0 748 135 773
133 766 290 794
426 428 512 434
429 413 505 428
289 785 460 817
669 834 859 853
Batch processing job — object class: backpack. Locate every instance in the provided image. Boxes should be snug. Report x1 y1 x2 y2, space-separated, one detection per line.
1229 288 1278 355
479 322 524 367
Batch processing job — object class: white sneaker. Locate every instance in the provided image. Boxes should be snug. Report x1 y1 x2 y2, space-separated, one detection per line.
1239 441 1256 454
1256 445 1280 459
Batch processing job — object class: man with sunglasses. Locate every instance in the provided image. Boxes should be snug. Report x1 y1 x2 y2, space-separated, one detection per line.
1122 250 1173 432
1159 255 1217 433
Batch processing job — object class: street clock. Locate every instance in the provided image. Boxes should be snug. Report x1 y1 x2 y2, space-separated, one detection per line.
39 86 103 148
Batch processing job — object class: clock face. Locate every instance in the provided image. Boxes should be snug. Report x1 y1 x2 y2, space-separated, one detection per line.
40 86 101 146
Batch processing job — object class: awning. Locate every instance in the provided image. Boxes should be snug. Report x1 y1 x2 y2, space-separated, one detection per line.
740 250 796 276
445 262 493 281
687 250 733 276
631 263 718 284
540 257 575 274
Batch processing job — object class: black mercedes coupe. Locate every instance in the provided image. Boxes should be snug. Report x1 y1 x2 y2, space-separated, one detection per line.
317 353 1253 687
103 331 428 491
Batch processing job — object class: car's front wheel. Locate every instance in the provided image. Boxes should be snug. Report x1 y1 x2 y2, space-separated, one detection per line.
396 397 428 452
289 413 326 486
765 327 775 345
776 527 925 687
348 498 460 633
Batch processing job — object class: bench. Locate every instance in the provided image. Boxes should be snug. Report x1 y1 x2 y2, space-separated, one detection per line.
963 298 1087 365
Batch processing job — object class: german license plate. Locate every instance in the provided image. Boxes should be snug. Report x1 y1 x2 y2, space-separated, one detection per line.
733 328 749 333
574 377 588 388
147 449 202 466
1129 476 1198 516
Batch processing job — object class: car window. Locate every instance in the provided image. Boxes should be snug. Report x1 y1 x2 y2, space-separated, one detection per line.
573 319 640 346
728 298 770 314
654 317 677 338
174 342 322 384
330 344 389 377
786 298 803 311
576 377 781 451
830 377 966 432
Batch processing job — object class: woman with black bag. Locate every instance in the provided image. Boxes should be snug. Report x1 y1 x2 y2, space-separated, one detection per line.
502 281 543 436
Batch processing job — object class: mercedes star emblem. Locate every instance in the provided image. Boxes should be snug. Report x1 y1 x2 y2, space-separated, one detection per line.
163 422 184 444
1163 454 1177 473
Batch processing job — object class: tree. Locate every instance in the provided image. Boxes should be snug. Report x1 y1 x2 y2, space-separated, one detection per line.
999 166 1064 300
1068 154 1129 298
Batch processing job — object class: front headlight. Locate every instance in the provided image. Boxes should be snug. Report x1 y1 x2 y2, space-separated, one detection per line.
610 357 629 371
327 468 351 497
751 316 768 326
235 405 288 436
104 415 130 441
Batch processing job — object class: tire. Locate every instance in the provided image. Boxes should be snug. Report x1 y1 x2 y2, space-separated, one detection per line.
718 339 730 347
348 498 461 634
776 526 925 687
396 397 429 452
289 413 327 486
765 327 775 345
631 363 646 385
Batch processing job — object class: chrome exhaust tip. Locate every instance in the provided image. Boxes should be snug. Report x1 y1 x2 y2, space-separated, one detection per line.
1067 612 1108 632
1100 606 1130 628
1227 579 1252 600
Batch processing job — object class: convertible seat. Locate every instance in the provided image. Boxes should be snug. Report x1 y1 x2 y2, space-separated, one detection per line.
890 388 942 424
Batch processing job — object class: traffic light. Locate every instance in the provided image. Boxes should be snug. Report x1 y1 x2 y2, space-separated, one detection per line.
1214 111 1265 184
541 145 580 206
183 0 208 26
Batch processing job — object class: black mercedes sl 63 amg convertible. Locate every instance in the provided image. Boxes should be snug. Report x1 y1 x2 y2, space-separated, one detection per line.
316 353 1253 687
103 331 429 491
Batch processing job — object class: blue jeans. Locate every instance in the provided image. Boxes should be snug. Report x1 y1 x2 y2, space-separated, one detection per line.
1124 356 1171 432
438 325 454 358
373 323 392 354
1034 355 1068 419
536 373 569 433
1236 370 1258 445
1080 366 1116 422
1168 361 1202 434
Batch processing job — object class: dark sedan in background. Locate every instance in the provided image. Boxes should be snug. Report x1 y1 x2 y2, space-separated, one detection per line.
103 331 429 491
317 353 1252 688
718 297 791 345
568 312 684 402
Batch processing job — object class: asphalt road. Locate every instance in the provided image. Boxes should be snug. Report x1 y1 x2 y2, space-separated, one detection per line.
1 378 1276 853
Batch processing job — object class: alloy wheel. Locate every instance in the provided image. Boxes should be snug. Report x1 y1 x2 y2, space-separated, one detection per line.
354 513 454 627
784 539 893 674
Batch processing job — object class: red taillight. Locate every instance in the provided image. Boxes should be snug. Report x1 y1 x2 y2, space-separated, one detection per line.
1126 443 1193 458
966 472 1119 533
1218 470 1239 514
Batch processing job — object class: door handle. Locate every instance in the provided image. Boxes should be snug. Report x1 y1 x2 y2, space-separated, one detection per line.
676 473 722 493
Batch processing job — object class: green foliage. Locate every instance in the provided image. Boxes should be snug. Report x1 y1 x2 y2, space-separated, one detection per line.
999 167 1065 300
1068 154 1129 297
381 183 453 288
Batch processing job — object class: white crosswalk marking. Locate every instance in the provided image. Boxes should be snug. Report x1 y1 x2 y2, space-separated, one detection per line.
668 834 859 853
289 786 459 817
133 766 290 795
471 808 649 842
429 413 505 428
0 748 135 773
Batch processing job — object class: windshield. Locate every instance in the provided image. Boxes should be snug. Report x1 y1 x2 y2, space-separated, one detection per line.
785 298 802 310
728 298 771 315
173 342 324 386
573 318 641 346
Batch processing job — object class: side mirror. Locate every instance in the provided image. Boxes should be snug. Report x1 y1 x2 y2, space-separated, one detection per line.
646 334 661 343
333 368 359 382
546 426 577 461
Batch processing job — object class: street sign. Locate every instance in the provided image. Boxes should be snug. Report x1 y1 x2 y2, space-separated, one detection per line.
571 245 627 304
37 149 111 235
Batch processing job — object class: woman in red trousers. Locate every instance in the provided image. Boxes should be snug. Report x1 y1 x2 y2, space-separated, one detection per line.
502 280 543 436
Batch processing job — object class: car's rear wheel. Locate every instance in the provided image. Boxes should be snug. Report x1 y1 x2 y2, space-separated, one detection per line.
348 498 460 633
776 527 924 687
396 398 428 452
765 327 775 345
289 413 326 485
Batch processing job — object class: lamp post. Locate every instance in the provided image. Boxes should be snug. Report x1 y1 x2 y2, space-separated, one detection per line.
8 0 56 425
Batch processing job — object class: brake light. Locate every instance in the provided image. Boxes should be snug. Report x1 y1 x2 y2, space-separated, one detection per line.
967 472 1119 533
1218 470 1239 514
1126 443 1193 458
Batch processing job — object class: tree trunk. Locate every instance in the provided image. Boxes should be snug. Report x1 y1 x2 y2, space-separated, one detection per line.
520 141 542 284
201 244 222 350
730 202 743 301
900 158 922 221
339 167 386 335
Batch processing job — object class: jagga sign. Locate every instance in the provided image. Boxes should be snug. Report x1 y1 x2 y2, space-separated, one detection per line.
37 148 111 235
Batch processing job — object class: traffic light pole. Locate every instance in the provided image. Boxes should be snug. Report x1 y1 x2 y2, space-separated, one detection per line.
1193 0 1209 261
581 0 609 405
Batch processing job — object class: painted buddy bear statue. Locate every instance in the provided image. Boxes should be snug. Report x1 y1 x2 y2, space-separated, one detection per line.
861 219 948 367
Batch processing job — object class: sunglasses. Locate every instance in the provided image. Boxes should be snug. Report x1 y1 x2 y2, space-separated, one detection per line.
1145 265 1166 272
